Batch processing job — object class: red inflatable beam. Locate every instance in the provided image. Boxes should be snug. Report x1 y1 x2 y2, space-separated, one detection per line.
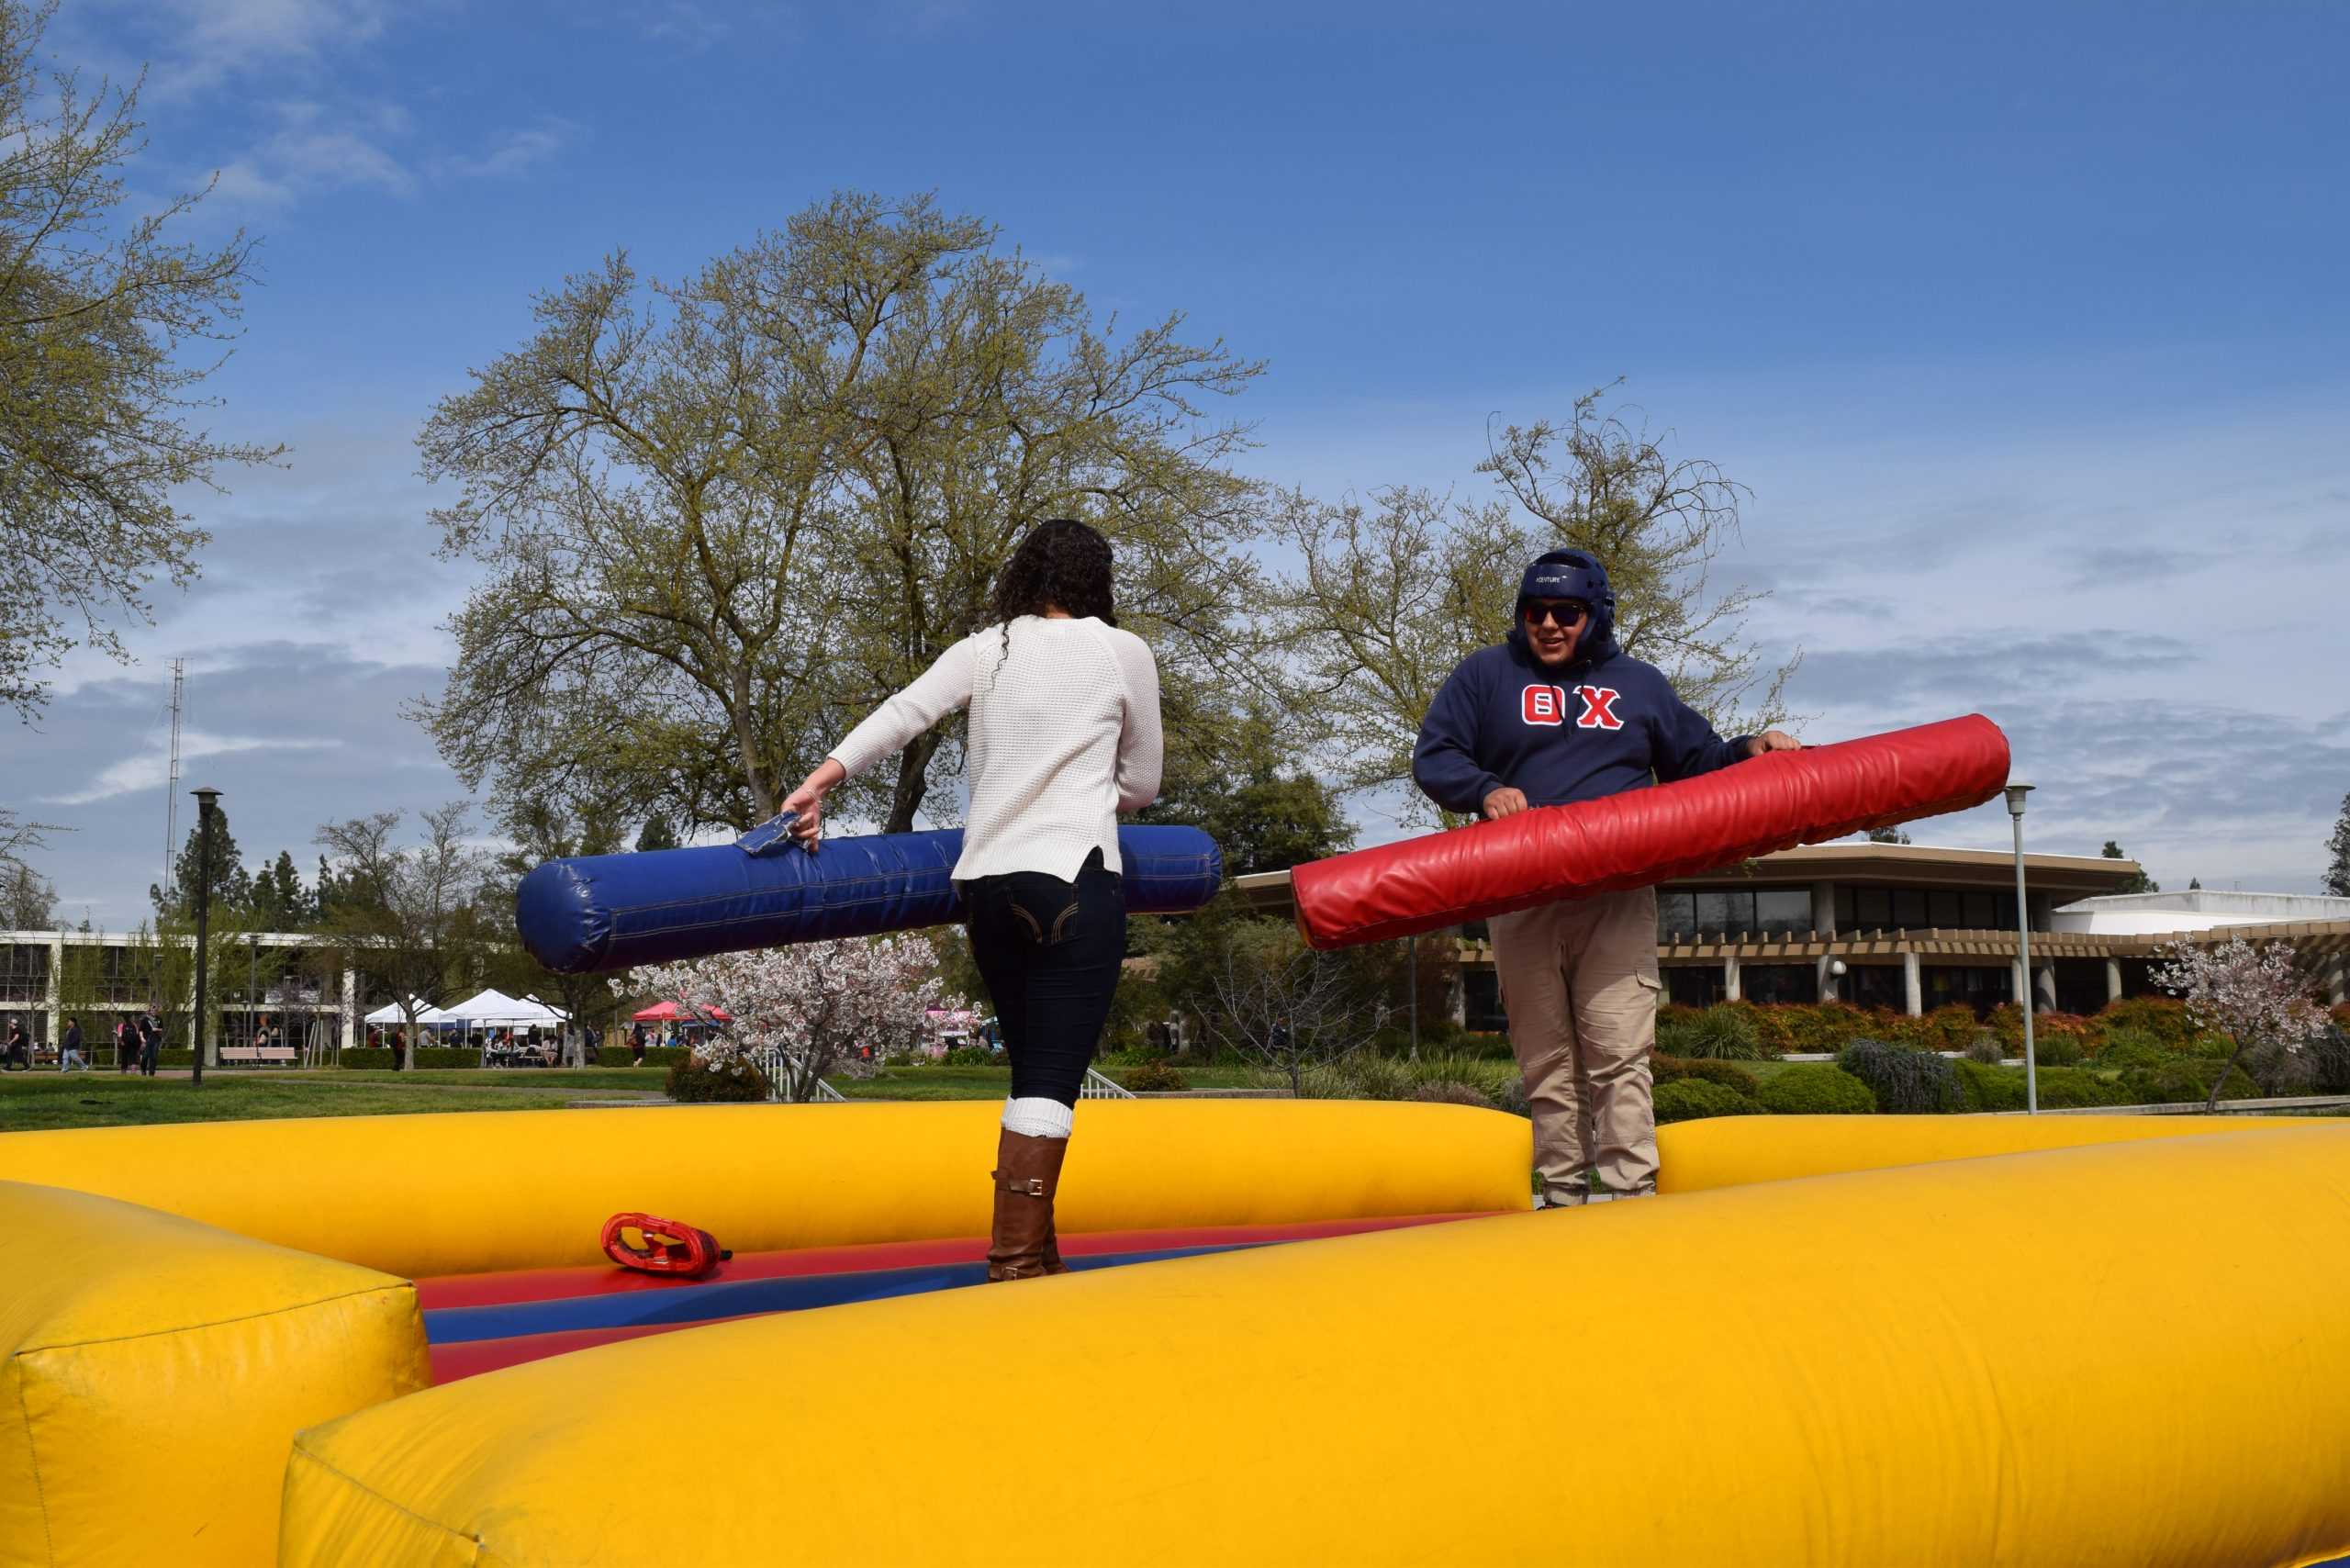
1292 713 2011 950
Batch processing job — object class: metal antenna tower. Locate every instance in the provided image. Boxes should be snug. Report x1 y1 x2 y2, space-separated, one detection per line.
161 658 185 902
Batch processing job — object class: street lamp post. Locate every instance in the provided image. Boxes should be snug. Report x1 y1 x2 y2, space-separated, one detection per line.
2005 781 2036 1114
190 787 220 1087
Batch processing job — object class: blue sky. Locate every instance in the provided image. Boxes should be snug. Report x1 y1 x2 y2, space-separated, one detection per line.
12 0 2349 924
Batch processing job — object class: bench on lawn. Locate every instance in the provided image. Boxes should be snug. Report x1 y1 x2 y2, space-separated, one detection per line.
218 1046 299 1067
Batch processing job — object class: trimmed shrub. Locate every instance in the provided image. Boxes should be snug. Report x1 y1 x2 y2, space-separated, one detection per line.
1751 1003 1878 1057
1912 1004 1982 1052
1660 1005 1773 1060
1652 1054 1759 1096
2120 1058 2261 1106
2096 996 2199 1047
665 1053 771 1103
2027 1030 2087 1068
1963 1031 2006 1064
1412 1081 1497 1109
943 1045 998 1067
2088 1029 2174 1070
1953 1058 2026 1113
1117 1058 1190 1092
338 1047 392 1070
1757 1065 1876 1115
2032 1067 2132 1109
1838 1038 1962 1114
1653 1079 1762 1124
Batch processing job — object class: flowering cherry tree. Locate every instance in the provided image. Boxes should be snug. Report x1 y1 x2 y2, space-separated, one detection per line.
2151 936 2328 1112
644 935 960 1103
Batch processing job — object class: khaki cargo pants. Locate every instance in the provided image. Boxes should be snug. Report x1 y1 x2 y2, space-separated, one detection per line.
1489 886 1661 1203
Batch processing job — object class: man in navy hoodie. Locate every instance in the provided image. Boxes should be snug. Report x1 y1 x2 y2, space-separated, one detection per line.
1414 549 1796 1205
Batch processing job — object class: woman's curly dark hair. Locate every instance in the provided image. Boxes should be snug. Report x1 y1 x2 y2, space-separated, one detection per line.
987 519 1116 679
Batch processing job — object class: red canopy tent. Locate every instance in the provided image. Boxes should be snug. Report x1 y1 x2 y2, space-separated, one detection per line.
631 1001 732 1024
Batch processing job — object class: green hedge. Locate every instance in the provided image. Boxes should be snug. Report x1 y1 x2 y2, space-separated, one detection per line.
1117 1058 1190 1092
2119 1058 2261 1105
596 1046 689 1068
1652 1054 1759 1096
2031 1067 2132 1109
336 1047 489 1070
1757 1065 1876 1114
1653 1079 1762 1123
1953 1058 2026 1113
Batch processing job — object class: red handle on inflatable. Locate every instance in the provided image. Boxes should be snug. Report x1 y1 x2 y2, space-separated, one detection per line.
1292 713 2012 950
601 1212 733 1279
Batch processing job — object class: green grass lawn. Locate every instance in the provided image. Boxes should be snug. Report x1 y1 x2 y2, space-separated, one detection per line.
0 1074 651 1133
832 1062 1268 1101
285 1069 672 1092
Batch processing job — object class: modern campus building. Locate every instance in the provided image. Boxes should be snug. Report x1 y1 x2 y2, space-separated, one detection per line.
1234 842 2350 1032
0 930 357 1058
10 846 2349 1053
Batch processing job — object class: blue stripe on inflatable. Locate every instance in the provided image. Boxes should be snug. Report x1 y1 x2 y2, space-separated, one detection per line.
516 823 1221 974
423 1243 1246 1344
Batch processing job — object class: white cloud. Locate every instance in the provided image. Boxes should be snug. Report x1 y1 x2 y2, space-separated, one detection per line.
141 0 395 97
439 118 580 180
42 732 344 808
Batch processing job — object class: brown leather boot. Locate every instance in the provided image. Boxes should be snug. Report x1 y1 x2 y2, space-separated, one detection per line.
987 1129 1069 1282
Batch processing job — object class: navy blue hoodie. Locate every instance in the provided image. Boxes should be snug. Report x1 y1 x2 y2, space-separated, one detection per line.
1413 564 1753 815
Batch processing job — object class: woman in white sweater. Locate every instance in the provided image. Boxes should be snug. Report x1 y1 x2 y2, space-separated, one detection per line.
779 520 1163 1280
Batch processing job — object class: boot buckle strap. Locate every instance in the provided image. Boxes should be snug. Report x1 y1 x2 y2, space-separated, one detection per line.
998 1175 1046 1197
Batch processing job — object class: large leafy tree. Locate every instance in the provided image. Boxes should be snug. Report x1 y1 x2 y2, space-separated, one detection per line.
0 1 281 720
1270 383 1796 820
314 803 491 1070
2325 793 2350 899
484 799 634 1065
2101 840 2159 895
417 191 1269 836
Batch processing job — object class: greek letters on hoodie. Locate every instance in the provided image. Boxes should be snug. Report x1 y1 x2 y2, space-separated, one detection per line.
1412 640 1753 816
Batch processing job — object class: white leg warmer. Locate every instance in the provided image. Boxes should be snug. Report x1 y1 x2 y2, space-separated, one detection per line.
1002 1096 1073 1139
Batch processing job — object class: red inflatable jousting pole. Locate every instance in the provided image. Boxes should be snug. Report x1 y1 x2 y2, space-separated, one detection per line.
1292 713 2011 951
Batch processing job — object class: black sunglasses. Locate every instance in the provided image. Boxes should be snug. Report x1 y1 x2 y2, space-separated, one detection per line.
1524 599 1589 628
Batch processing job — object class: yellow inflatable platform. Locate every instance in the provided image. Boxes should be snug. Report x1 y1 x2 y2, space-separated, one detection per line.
279 1123 2350 1567
0 1098 1534 1277
0 1180 426 1568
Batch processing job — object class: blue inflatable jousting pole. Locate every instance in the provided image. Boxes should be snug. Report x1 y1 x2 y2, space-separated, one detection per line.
516 818 1224 975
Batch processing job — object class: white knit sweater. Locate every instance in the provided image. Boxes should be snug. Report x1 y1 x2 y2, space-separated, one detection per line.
825 616 1163 881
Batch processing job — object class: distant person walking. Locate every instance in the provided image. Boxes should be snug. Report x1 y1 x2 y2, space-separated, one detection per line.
3 1017 27 1070
139 1013 161 1076
115 1017 136 1071
59 1016 86 1071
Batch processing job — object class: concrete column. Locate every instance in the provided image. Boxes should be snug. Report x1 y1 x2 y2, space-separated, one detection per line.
2324 954 2346 1006
45 935 62 1049
1810 880 1838 936
2035 963 2058 1013
1723 954 1741 1002
2010 958 2027 1007
1902 950 1922 1016
1449 967 1468 1028
2105 958 2125 1004
341 965 359 1054
1817 953 1841 1004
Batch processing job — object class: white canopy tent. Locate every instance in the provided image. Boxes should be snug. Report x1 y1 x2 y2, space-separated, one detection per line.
439 990 568 1027
362 1000 450 1025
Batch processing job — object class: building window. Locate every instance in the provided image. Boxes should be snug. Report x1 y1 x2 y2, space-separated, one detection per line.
1694 890 1751 934
1963 891 1998 929
1755 890 1812 934
1664 966 1725 1007
1852 888 1892 929
1460 969 1506 1033
1847 963 1908 1011
1920 965 2014 1018
1656 892 1695 940
1928 890 1964 928
1740 964 1817 1004
1891 890 1930 928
